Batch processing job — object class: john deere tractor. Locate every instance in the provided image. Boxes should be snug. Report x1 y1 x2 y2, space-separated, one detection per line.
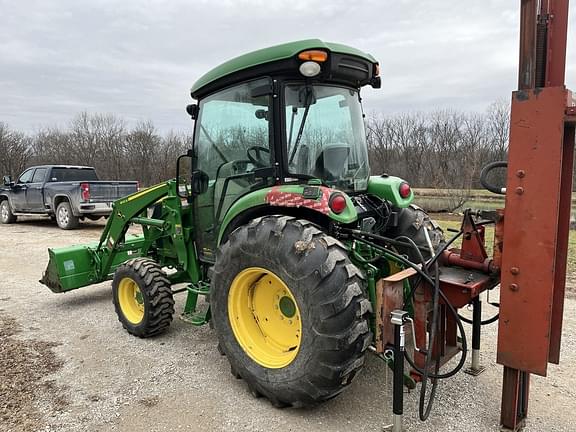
41 40 443 408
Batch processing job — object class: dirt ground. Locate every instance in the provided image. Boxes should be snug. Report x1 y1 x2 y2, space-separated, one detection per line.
1 216 575 432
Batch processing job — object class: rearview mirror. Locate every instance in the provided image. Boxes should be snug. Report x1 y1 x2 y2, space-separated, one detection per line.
190 170 209 196
3 175 12 186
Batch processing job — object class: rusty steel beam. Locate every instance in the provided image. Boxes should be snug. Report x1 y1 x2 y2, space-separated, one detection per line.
499 1 573 429
549 120 575 363
497 86 569 375
544 0 569 87
501 367 530 431
518 0 538 89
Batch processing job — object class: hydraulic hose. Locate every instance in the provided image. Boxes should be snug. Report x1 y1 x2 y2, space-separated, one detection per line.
418 260 440 421
348 228 471 422
346 224 482 422
458 309 500 326
479 161 507 195
403 231 464 309
348 233 468 380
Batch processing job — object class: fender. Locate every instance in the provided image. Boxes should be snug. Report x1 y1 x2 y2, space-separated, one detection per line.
51 193 75 215
367 175 414 208
0 193 12 208
217 184 357 245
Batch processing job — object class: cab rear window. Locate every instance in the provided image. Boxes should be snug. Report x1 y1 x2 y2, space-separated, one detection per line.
50 168 99 182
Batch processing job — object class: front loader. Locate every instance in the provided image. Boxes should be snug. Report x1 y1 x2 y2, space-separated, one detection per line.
40 10 574 428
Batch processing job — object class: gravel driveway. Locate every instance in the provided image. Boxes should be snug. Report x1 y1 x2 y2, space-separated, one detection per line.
1 217 575 432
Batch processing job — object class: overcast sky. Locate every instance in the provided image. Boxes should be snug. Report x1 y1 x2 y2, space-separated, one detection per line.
1 0 575 134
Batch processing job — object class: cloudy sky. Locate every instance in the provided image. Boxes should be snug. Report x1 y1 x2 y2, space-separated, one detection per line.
1 0 575 133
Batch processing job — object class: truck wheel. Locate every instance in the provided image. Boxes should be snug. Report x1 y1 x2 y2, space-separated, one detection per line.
211 215 372 407
112 258 175 337
56 201 79 230
0 200 17 224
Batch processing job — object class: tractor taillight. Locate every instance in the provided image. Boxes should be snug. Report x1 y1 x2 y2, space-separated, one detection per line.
399 182 411 198
80 183 90 202
329 193 347 214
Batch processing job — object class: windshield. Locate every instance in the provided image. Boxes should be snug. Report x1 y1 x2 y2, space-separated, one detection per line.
285 84 370 192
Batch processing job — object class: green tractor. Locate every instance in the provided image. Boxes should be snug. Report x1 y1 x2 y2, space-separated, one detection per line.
41 39 443 408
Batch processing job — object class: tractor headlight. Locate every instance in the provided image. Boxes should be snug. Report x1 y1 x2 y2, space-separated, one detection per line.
299 61 321 77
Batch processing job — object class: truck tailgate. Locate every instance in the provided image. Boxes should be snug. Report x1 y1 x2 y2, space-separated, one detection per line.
89 182 138 201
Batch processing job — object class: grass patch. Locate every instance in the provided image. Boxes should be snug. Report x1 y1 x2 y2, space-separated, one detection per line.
414 189 576 215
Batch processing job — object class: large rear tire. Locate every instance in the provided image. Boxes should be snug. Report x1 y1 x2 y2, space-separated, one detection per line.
0 200 16 224
112 258 175 337
385 204 444 261
211 215 372 407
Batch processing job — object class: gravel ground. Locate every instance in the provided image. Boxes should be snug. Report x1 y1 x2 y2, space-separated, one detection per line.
1 216 575 432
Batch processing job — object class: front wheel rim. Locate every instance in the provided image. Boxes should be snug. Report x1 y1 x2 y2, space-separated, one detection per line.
118 277 145 324
228 267 302 369
1 203 7 221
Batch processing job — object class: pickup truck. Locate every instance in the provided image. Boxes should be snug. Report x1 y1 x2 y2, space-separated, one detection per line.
0 165 138 229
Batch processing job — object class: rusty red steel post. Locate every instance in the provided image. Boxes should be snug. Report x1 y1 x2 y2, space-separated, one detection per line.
498 1 573 430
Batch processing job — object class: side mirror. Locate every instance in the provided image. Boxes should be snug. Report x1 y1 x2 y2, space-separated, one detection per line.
176 150 209 202
186 104 199 120
3 175 12 186
190 170 209 196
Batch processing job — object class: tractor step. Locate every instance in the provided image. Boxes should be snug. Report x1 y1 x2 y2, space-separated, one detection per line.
187 281 210 295
180 310 209 326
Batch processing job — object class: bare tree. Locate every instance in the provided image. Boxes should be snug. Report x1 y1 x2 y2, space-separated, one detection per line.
125 120 160 186
32 126 72 166
0 122 32 177
2 101 514 196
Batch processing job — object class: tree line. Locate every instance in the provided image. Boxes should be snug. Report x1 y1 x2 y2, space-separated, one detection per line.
0 112 193 186
366 100 510 191
1 102 510 191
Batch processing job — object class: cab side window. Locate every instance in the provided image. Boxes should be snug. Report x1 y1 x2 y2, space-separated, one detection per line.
32 168 47 183
195 78 272 180
17 169 34 184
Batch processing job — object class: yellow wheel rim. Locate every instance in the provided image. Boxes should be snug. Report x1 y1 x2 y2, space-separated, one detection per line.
118 277 145 324
228 267 302 369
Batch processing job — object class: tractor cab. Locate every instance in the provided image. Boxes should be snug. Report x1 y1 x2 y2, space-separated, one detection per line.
186 40 394 260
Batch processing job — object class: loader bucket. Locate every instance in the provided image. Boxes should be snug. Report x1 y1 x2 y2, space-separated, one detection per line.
41 236 144 293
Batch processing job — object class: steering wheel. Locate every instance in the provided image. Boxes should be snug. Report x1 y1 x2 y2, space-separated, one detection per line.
246 146 270 167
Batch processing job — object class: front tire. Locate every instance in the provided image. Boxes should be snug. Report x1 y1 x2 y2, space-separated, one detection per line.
211 215 372 407
112 258 175 337
0 200 17 224
56 201 79 230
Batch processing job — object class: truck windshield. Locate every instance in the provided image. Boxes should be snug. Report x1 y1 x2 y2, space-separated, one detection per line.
285 84 370 192
50 168 99 182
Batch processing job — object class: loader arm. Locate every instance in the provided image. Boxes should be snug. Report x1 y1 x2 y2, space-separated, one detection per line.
41 181 174 293
95 182 171 278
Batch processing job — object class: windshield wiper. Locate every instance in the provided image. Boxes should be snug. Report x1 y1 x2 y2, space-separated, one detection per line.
288 86 314 165
287 107 297 149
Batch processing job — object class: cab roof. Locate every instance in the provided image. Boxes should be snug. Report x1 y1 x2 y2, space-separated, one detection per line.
190 39 377 99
